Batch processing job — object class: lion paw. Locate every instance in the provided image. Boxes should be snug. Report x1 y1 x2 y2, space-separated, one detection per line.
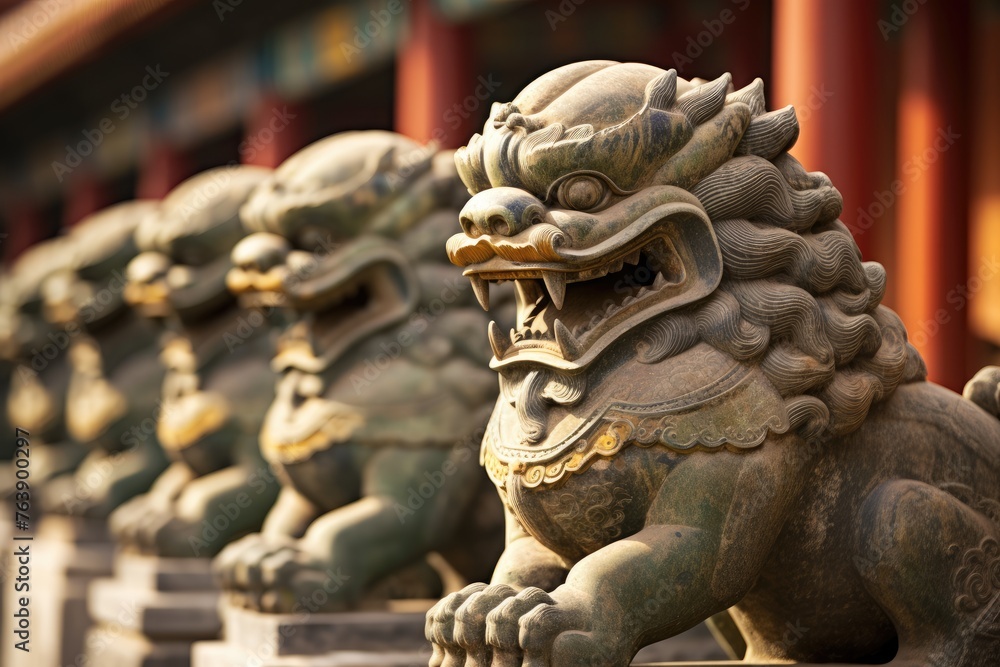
426 582 511 666
214 533 298 608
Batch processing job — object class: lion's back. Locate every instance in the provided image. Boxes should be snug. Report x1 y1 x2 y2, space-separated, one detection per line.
844 380 1000 495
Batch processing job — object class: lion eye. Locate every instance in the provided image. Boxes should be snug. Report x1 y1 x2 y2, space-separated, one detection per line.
557 174 611 211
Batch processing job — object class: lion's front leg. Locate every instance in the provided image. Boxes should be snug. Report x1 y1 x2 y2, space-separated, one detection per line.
503 523 721 667
454 437 806 666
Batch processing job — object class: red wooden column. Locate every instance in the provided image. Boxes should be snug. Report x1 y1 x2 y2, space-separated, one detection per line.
137 139 191 200
3 200 47 262
395 0 475 149
969 7 1000 347
242 93 309 168
62 172 110 227
772 0 887 263
894 3 970 391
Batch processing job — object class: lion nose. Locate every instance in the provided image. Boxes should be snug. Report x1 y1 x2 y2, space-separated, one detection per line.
458 187 546 237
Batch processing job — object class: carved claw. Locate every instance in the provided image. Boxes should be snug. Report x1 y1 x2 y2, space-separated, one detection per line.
484 586 622 667
454 584 518 667
485 587 556 666
425 583 489 666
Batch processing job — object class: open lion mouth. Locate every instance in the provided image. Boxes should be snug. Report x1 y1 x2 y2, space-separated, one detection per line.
272 252 417 374
478 235 686 367
448 187 725 371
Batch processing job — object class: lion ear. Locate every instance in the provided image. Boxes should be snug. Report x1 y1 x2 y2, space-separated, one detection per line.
674 73 731 125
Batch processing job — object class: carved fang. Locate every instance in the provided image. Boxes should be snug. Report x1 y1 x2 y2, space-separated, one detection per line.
470 275 490 310
543 273 566 310
488 320 510 359
554 319 583 359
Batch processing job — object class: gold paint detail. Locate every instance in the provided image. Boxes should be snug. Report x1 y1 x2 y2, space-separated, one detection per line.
260 412 366 465
157 392 231 451
484 366 789 489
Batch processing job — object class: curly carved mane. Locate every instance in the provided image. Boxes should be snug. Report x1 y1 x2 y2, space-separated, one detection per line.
458 64 926 442
632 91 926 439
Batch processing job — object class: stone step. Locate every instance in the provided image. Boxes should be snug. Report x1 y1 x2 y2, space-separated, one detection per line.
193 641 432 667
89 577 222 640
222 605 430 656
113 552 217 591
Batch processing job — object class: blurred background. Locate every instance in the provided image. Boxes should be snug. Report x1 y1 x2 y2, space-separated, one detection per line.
0 0 997 392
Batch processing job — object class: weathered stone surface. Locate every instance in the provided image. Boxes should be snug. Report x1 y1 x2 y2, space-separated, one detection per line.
426 60 1000 667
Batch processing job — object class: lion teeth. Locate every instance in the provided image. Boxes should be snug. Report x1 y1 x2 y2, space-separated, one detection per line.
469 275 490 310
653 272 667 288
622 296 637 306
543 273 566 310
488 321 510 359
554 319 583 360
510 328 521 343
624 250 640 265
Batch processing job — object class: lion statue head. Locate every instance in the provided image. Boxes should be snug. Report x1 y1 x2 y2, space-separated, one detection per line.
447 61 926 472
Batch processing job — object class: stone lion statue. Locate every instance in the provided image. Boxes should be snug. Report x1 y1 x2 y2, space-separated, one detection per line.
37 201 170 518
110 165 281 557
214 131 506 613
1 237 83 491
427 61 1000 667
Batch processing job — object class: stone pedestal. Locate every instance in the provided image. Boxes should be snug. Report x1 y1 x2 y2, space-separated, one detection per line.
193 601 433 667
2 515 114 667
86 553 222 667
